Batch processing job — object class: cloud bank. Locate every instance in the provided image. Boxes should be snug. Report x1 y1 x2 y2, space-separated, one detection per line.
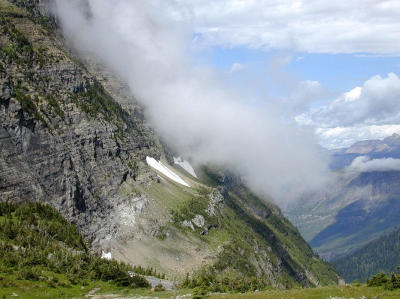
52 0 330 202
306 73 400 127
348 156 400 173
182 0 400 54
297 73 400 148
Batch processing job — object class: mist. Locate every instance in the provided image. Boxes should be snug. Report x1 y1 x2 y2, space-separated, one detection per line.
52 0 331 203
348 156 400 173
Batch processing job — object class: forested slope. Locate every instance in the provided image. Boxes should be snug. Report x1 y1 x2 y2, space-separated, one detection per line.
333 227 400 282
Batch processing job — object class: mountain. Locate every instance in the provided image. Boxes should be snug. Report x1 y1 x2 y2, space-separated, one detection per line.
333 226 400 282
0 0 339 290
330 133 400 170
285 134 400 261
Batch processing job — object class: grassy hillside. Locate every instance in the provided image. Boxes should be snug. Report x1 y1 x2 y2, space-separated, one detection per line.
0 202 154 298
143 165 339 290
333 226 400 282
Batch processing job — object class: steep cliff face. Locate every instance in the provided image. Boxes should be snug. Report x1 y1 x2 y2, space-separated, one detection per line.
0 0 164 245
0 0 340 288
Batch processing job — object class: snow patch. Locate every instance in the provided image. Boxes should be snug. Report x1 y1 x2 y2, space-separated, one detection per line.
101 251 112 260
146 157 190 187
173 157 198 178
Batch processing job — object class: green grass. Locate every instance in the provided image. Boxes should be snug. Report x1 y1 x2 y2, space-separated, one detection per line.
210 284 400 299
0 276 191 299
203 228 231 251
0 274 109 298
0 202 151 296
143 178 198 210
0 0 27 18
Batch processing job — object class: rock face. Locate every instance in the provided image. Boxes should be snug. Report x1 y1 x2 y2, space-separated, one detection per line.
0 1 164 245
0 0 340 288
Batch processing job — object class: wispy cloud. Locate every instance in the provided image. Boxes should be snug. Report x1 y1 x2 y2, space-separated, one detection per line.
183 0 400 54
229 62 245 73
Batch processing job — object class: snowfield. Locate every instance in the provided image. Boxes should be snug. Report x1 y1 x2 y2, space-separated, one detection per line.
146 157 190 187
101 251 112 260
173 157 198 178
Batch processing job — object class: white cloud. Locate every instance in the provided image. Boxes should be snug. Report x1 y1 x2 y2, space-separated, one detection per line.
179 0 400 54
230 62 245 73
316 125 400 149
348 156 400 173
306 73 400 127
286 80 326 113
296 73 400 148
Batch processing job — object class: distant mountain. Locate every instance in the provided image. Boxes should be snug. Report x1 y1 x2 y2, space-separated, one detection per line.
310 196 400 260
330 134 400 170
285 133 400 261
333 226 400 282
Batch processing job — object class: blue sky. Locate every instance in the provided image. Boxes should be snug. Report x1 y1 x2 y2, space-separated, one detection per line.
177 0 400 148
191 45 400 149
197 46 400 101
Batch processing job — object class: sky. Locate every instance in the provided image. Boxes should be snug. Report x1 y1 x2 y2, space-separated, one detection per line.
53 0 400 202
182 0 400 149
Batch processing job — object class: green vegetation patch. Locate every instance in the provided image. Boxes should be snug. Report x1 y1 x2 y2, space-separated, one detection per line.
334 226 400 282
0 201 150 294
210 284 400 299
0 0 27 18
367 269 400 290
0 17 48 66
14 89 51 128
72 80 133 138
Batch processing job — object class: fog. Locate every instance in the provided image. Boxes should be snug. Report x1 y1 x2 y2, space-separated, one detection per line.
52 0 331 203
348 156 400 173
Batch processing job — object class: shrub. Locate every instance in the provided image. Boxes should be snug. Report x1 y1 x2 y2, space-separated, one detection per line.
366 271 400 289
154 284 165 292
367 272 388 287
16 268 40 281
192 286 208 299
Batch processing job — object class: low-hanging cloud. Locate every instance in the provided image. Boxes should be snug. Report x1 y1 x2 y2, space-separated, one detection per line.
348 156 400 173
52 0 331 203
